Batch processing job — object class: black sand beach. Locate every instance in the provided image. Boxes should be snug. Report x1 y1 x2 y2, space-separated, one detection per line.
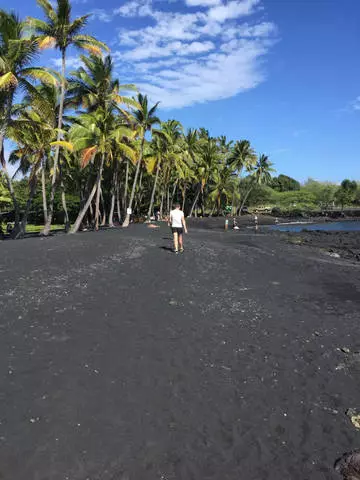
1 224 360 479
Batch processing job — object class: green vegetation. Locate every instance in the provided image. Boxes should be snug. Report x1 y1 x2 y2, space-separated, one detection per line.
1 0 359 240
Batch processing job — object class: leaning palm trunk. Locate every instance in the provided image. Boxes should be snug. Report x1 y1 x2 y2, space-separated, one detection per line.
42 51 66 236
239 184 254 215
122 137 145 228
95 154 106 230
71 153 105 234
41 163 48 224
147 159 161 219
189 184 201 217
60 178 70 232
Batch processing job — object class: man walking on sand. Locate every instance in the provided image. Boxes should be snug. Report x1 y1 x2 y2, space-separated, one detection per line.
169 203 188 254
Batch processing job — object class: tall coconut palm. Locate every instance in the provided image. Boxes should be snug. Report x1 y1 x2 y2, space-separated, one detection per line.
28 0 109 235
146 132 167 220
7 108 72 237
228 139 256 176
239 154 274 212
189 138 219 217
228 140 257 214
209 164 238 215
67 54 137 113
0 10 58 230
69 109 135 233
122 93 160 228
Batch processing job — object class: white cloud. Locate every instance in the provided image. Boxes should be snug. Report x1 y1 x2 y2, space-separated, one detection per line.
112 0 277 108
186 0 220 6
90 9 114 22
352 96 360 111
51 56 83 70
114 0 153 17
121 40 214 60
208 0 260 22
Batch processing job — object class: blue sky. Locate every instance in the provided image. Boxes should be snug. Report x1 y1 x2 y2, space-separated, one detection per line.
6 0 360 182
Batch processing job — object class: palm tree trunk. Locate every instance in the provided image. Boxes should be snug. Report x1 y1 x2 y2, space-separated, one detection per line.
42 49 66 235
181 185 186 212
123 159 129 216
95 154 106 230
15 177 38 239
147 159 161 219
41 162 48 224
134 169 144 214
108 165 118 227
166 187 170 215
101 189 106 226
123 136 145 227
2 163 20 231
240 185 253 215
189 185 200 217
0 98 20 232
71 153 105 234
170 179 178 211
160 191 164 218
60 178 70 232
116 179 122 223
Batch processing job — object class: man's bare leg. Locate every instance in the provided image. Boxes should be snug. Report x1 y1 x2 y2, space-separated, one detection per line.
178 233 183 252
173 232 179 252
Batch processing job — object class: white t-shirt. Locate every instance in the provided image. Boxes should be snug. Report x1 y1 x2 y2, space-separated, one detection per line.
170 209 184 228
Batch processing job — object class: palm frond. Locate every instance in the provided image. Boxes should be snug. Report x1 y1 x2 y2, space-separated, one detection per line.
50 140 73 151
81 145 97 168
21 67 59 86
38 35 56 50
0 72 18 91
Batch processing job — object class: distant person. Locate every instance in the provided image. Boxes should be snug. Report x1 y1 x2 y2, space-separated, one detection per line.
169 203 187 253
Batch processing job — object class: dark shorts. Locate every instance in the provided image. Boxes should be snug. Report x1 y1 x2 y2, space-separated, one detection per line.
171 227 183 235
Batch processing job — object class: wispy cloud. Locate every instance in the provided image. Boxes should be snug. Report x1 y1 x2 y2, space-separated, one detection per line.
351 96 360 111
51 56 83 70
90 9 114 22
208 0 260 22
95 0 278 108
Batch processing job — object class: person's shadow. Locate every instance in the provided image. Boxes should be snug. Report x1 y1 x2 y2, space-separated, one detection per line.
159 246 173 252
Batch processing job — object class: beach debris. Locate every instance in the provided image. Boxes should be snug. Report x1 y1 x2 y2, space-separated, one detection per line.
326 251 340 258
341 347 351 354
147 224 159 229
335 449 360 479
346 409 360 429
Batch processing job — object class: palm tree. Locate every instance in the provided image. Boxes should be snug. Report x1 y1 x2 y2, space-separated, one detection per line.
28 0 108 235
239 154 274 212
146 132 167 220
67 54 137 112
69 109 135 233
228 140 257 214
209 164 238 215
0 10 58 230
189 138 219 217
122 93 160 228
7 107 72 237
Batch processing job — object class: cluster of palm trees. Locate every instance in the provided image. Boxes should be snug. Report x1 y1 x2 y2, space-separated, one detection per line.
0 0 274 239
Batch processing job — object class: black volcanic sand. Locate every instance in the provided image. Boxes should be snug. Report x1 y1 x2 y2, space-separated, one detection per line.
1 224 360 480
